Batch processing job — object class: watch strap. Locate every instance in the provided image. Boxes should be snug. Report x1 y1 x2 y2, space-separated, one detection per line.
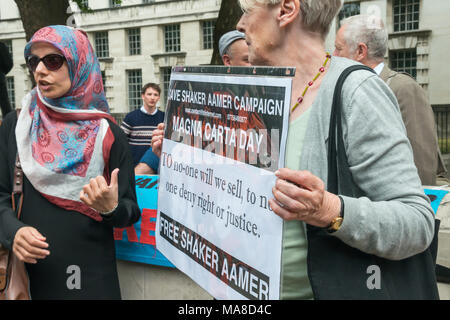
327 195 344 233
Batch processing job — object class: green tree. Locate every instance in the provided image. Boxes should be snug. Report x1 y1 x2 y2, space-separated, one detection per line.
73 0 93 13
210 0 243 65
14 0 98 41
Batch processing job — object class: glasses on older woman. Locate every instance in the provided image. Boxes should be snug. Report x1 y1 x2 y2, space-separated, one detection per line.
27 53 66 72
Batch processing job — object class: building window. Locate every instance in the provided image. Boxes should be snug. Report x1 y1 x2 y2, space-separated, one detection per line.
127 69 142 110
6 77 15 108
101 71 107 94
338 2 360 26
390 49 417 79
128 28 141 56
393 0 420 32
432 105 450 154
202 20 215 50
110 0 121 8
95 31 109 58
142 0 155 3
164 24 181 53
161 67 172 105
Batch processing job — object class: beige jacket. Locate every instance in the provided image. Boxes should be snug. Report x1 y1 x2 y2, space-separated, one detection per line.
380 65 445 185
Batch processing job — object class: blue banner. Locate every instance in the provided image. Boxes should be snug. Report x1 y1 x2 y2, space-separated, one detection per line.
424 188 449 214
114 175 174 267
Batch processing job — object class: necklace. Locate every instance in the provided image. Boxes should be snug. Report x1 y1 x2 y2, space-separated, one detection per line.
291 53 331 112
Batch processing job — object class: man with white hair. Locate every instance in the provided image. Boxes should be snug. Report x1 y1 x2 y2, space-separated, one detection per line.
334 14 445 186
218 30 250 66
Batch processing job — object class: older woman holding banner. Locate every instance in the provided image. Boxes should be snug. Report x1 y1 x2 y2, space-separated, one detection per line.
152 0 439 300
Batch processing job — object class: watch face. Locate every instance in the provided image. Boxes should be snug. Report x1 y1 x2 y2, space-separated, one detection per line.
331 217 343 230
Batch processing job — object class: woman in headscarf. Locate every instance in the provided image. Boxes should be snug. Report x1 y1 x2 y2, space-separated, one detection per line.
0 25 140 299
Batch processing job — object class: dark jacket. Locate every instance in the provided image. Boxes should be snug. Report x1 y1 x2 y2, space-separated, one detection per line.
0 41 13 117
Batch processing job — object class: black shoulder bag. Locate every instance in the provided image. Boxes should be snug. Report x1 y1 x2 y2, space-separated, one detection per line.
306 65 440 300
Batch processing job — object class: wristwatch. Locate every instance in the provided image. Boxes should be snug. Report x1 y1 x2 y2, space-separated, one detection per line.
327 196 344 233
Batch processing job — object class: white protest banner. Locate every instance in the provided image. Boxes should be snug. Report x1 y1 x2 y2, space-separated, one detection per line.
156 67 292 300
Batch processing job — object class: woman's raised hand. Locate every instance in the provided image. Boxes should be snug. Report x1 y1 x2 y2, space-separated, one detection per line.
79 168 119 214
151 122 165 158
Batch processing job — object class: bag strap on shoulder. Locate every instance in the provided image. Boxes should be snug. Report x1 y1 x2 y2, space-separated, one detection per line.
12 109 23 220
327 65 375 194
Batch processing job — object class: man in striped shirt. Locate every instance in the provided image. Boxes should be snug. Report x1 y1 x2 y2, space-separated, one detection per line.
120 83 165 165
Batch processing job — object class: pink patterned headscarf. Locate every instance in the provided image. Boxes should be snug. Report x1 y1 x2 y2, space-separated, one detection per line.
16 25 116 221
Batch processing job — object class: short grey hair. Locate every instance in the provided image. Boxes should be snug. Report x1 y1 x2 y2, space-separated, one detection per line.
239 0 342 39
341 14 388 62
223 45 237 59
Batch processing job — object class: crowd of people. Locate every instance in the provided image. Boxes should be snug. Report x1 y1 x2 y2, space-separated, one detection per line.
0 0 446 300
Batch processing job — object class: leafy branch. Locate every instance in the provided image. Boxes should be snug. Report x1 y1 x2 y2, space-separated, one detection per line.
73 0 93 13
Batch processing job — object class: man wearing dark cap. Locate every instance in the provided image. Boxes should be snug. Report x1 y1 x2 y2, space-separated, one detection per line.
219 30 250 66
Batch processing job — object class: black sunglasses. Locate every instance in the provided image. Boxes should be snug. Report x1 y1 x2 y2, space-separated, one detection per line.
27 53 66 72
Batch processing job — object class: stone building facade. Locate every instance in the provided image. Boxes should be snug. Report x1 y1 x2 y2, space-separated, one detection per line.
0 0 221 116
1 0 449 113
